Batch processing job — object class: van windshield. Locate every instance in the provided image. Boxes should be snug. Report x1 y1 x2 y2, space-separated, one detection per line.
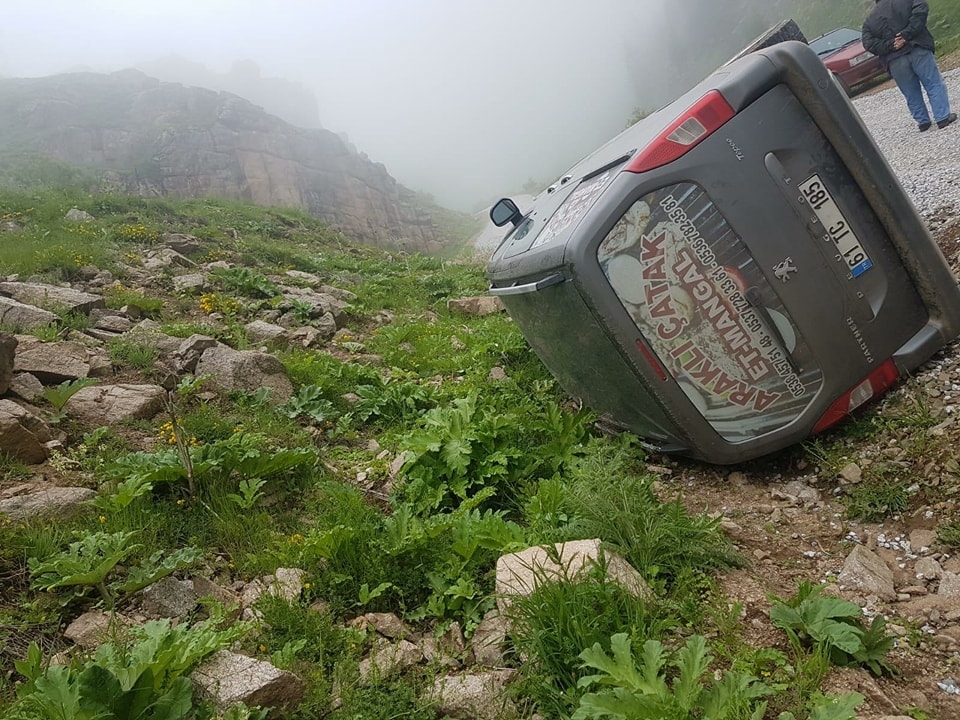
597 182 824 442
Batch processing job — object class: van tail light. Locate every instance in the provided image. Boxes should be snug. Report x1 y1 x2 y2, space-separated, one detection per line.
812 359 900 434
625 90 735 174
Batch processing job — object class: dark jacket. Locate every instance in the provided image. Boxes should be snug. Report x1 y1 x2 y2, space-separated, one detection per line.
862 0 936 67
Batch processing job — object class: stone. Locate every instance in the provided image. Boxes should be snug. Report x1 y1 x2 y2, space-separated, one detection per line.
267 568 305 602
0 485 95 520
14 341 91 383
143 248 196 272
838 545 896 601
0 281 103 314
425 670 517 720
487 366 508 383
191 576 240 606
93 315 132 334
446 296 505 317
284 270 320 285
192 651 304 713
64 384 166 425
64 208 94 223
320 285 358 302
244 320 289 345
195 346 293 402
358 638 422 683
0 400 54 464
910 529 937 552
471 609 509 667
64 610 130 649
289 326 324 348
0 296 59 331
495 539 649 614
174 334 220 373
362 612 411 639
0 333 15 394
171 274 207 293
140 577 198 619
938 572 960 598
915 557 944 581
161 232 203 255
839 462 862 484
8 373 44 401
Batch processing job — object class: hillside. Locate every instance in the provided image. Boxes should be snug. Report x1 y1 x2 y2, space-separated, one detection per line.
0 71 448 254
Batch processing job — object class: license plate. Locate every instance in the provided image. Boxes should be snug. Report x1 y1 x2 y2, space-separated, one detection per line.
799 174 872 278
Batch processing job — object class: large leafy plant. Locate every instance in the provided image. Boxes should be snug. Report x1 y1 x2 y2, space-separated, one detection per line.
769 581 896 677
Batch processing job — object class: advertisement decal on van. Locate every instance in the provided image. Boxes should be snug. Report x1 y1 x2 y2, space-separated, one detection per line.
598 182 824 440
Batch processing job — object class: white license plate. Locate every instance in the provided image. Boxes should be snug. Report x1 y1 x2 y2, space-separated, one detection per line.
799 174 872 278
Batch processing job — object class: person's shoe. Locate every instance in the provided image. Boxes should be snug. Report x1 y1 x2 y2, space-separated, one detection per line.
937 112 957 129
919 121 932 131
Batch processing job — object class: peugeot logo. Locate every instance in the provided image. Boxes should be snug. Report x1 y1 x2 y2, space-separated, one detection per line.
774 257 798 283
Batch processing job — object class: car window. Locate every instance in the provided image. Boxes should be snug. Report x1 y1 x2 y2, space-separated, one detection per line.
809 28 861 56
597 182 823 442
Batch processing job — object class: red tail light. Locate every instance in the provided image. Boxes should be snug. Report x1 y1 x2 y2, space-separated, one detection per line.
812 359 900 434
625 90 735 174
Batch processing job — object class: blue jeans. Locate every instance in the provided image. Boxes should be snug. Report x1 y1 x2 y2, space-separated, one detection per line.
888 48 952 125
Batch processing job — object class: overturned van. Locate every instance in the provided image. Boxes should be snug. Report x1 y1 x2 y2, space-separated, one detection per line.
486 41 960 464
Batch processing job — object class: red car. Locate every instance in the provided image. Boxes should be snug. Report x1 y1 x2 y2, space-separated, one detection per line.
809 28 887 96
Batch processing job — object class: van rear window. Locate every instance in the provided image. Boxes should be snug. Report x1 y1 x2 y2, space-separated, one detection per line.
598 182 824 441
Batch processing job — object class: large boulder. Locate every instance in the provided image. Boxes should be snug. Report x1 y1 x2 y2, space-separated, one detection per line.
0 485 95 519
0 333 16 394
0 297 59 331
192 651 305 713
838 545 896 601
14 341 91 383
424 670 517 720
64 384 166 425
0 399 54 464
195 346 293 402
0 281 104 314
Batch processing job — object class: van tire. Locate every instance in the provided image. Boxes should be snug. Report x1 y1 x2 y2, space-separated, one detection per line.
725 19 809 65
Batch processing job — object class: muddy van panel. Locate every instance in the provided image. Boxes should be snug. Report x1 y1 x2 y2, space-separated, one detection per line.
487 41 960 464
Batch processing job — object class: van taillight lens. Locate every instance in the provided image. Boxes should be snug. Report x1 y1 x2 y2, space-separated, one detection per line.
625 90 735 174
812 359 900 434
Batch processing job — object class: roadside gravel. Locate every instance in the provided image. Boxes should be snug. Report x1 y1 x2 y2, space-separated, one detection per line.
852 66 960 222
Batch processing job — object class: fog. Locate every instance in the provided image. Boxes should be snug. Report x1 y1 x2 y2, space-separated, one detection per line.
0 1 779 211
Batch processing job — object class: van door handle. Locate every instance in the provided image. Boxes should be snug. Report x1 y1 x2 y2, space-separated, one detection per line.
488 273 565 296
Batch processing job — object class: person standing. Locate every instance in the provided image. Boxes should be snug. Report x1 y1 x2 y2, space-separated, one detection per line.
862 0 956 132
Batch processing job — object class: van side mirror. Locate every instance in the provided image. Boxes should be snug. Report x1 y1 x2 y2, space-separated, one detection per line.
490 198 523 228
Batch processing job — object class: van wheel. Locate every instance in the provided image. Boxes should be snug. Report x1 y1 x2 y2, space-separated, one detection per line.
725 19 809 65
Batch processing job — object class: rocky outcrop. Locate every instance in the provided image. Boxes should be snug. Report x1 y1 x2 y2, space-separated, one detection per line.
0 71 441 252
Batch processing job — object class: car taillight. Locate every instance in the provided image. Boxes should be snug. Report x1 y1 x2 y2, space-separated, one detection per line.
625 90 735 174
812 359 900 434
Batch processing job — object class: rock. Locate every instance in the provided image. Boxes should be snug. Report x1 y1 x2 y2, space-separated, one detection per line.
770 480 820 506
14 341 91 383
358 638 422 683
496 539 649 614
195 346 293 402
362 612 411 640
471 609 509 667
839 462 863 484
7 373 44 402
320 285 358 303
487 367 508 383
174 334 220 373
446 296 504 317
284 270 320 285
0 485 95 520
838 545 896 601
140 577 197 619
161 233 203 255
171 274 207 293
64 384 166 425
0 400 54 464
0 333 15 394
244 320 288 345
143 248 197 272
915 557 944 581
64 610 130 649
93 314 133 334
267 568 305 602
289 326 324 348
938 572 960 598
425 670 517 720
192 651 304 713
910 528 937 552
0 282 103 315
64 208 94 223
191 576 240 606
0 296 59 331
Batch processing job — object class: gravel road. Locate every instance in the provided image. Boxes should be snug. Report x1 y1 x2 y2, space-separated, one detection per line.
853 66 960 223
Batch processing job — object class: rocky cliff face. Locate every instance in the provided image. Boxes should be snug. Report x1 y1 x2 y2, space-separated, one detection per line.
0 70 440 251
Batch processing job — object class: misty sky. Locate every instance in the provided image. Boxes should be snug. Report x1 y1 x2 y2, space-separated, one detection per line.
1 0 689 211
